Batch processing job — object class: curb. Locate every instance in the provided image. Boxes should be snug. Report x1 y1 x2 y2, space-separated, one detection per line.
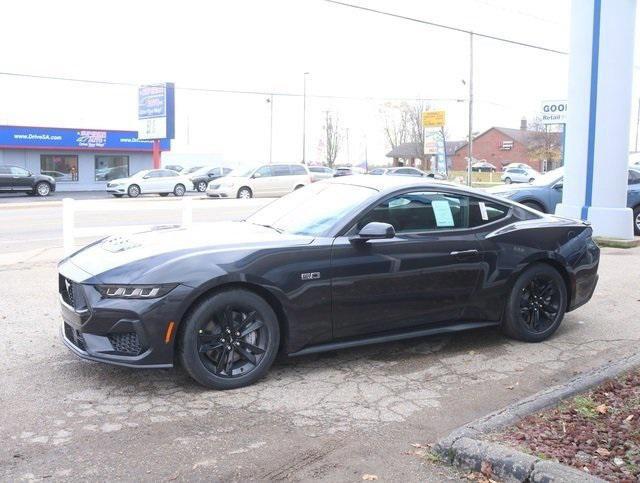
434 352 640 482
594 236 640 249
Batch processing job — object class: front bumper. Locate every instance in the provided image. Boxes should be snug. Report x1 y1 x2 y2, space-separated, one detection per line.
58 273 192 368
106 185 126 193
206 184 235 198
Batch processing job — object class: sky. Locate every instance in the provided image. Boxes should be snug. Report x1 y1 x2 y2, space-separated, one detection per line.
0 0 638 166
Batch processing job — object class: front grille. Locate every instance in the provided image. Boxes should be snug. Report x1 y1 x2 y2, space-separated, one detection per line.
108 332 143 355
64 322 86 351
59 275 87 311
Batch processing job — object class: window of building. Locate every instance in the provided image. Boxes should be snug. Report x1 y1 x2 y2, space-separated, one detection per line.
95 155 129 181
501 140 514 150
40 155 79 182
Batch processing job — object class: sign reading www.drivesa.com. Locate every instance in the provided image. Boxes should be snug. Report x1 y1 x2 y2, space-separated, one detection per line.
540 100 568 124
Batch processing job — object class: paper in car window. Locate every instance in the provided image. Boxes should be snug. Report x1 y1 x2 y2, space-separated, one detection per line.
479 201 489 220
431 200 455 227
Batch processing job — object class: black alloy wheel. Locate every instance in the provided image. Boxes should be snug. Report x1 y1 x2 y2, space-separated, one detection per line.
502 264 566 342
179 289 279 389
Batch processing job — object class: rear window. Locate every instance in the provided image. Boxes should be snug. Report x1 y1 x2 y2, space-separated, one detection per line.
468 198 510 227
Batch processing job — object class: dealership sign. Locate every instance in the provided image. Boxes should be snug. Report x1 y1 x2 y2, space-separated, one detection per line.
422 110 446 128
540 100 568 124
0 126 170 151
137 83 175 140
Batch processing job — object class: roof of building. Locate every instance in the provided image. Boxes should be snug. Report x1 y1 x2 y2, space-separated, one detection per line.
385 142 424 159
453 127 561 154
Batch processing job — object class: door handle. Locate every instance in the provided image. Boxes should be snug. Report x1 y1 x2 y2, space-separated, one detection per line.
450 249 480 260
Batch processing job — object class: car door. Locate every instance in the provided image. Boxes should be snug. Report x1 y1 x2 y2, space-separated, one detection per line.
9 166 33 191
270 164 292 196
0 166 13 191
161 170 181 192
330 189 485 339
250 165 274 197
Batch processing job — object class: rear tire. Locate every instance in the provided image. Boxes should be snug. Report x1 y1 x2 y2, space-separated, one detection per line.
178 289 280 390
128 184 140 198
502 264 567 342
522 201 545 212
633 206 640 236
504 177 512 184
528 178 535 184
197 181 208 192
173 184 186 197
237 187 252 199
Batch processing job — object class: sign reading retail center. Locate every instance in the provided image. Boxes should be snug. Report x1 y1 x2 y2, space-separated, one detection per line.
137 83 175 140
422 110 446 128
540 100 568 124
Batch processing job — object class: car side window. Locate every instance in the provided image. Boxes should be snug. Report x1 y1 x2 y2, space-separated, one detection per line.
162 170 178 177
255 166 272 177
468 198 510 227
10 167 29 176
209 168 220 176
272 165 291 176
628 170 640 185
357 191 470 233
290 165 307 175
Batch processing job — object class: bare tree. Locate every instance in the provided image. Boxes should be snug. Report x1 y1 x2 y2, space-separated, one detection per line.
527 120 562 170
323 111 341 168
380 101 429 167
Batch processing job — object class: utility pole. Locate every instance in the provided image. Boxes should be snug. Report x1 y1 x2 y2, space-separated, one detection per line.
302 72 310 164
266 95 274 164
467 32 474 186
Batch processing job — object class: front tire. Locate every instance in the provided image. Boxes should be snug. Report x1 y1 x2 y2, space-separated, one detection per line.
633 205 640 236
504 177 512 184
502 264 567 342
173 184 186 197
35 182 51 197
197 181 208 192
178 289 280 390
128 184 140 198
237 187 252 199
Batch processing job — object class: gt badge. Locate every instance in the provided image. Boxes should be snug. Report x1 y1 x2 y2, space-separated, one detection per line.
301 272 321 280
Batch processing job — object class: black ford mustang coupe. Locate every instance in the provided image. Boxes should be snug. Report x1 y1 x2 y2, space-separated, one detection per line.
59 176 600 389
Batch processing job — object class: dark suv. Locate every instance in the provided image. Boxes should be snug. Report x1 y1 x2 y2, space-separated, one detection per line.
0 165 56 196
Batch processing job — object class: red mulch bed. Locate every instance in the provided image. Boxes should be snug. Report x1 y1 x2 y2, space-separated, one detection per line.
491 370 640 482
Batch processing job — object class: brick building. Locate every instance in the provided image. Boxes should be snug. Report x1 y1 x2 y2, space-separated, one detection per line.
450 122 561 172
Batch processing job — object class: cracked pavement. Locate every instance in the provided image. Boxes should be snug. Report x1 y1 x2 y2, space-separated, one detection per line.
1 245 639 481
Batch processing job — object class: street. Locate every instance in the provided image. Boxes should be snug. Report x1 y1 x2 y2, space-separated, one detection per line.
1 198 639 481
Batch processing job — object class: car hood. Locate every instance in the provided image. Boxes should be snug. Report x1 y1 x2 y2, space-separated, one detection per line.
61 221 314 283
107 177 131 185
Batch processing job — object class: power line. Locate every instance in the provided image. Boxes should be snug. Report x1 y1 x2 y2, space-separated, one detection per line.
0 71 465 103
323 0 568 55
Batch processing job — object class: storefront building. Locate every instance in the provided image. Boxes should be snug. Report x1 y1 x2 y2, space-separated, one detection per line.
0 125 170 191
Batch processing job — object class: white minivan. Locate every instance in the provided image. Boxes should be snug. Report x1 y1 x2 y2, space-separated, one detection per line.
206 164 311 198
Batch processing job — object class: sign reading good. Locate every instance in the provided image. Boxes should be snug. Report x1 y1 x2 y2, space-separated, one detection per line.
540 100 568 124
137 83 175 140
422 110 446 128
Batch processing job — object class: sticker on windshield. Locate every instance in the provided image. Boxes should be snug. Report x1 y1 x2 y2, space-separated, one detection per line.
479 201 489 221
432 200 455 227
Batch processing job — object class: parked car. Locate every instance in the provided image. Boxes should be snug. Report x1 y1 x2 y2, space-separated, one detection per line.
190 166 233 192
206 163 311 199
308 165 335 182
369 166 446 180
501 166 539 184
489 167 640 235
471 161 498 172
0 165 56 196
183 166 204 175
503 162 531 170
334 167 355 177
164 164 184 173
106 169 192 198
59 175 600 389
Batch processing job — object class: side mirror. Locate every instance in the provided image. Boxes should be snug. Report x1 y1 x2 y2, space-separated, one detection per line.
352 222 395 242
252 172 262 179
553 183 563 190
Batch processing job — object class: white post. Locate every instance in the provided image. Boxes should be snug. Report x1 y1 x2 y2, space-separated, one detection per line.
555 0 636 239
182 196 193 228
62 198 75 255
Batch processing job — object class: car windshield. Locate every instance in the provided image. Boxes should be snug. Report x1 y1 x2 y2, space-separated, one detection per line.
531 167 563 186
228 167 255 177
247 182 377 236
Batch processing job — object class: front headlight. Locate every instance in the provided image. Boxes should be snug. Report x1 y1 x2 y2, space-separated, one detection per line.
96 284 177 299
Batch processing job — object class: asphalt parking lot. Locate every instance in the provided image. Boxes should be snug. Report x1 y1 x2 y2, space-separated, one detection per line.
1 200 639 481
